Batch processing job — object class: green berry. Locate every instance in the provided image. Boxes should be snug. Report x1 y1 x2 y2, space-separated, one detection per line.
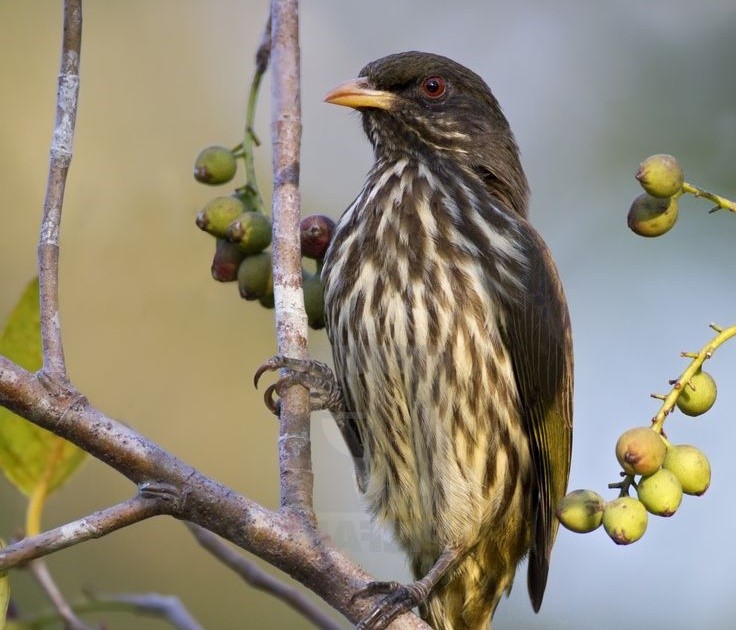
627 193 679 237
556 489 606 533
227 212 273 255
237 252 272 300
636 154 684 198
676 370 717 417
303 272 325 330
194 145 237 185
196 196 246 238
636 469 683 517
615 427 666 476
663 444 711 496
602 497 648 545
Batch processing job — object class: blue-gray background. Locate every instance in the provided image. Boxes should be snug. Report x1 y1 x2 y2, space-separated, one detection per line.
1 1 734 628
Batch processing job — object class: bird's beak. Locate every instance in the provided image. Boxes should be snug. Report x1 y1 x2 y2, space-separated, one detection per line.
323 77 397 111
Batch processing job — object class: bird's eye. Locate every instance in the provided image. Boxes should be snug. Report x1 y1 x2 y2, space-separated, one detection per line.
420 76 446 99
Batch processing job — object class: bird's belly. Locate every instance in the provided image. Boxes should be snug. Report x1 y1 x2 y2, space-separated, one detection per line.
338 283 533 557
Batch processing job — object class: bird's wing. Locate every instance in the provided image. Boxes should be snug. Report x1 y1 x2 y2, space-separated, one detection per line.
500 223 573 611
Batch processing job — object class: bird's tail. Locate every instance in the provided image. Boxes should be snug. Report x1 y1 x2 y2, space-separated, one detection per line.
418 551 511 630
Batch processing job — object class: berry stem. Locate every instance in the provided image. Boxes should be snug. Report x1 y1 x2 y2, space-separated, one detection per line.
240 18 272 214
681 182 736 213
651 323 736 433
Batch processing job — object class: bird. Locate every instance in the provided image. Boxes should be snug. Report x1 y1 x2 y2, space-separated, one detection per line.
315 51 573 630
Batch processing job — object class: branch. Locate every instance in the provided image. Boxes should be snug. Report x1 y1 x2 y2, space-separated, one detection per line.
0 356 430 626
29 558 95 630
13 592 203 630
269 0 314 515
38 0 82 381
189 523 342 630
0 495 164 569
84 592 204 630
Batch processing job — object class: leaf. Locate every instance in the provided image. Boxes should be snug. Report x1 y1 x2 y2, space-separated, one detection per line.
0 278 86 498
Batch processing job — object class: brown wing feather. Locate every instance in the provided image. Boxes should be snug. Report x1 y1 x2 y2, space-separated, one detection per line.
501 223 573 611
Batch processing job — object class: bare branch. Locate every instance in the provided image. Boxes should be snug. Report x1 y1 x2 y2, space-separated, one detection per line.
269 0 315 515
0 357 429 626
29 558 95 630
38 0 83 381
189 523 342 630
85 592 204 630
0 495 164 569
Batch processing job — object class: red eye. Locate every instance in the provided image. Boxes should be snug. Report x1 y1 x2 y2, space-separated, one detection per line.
420 75 446 99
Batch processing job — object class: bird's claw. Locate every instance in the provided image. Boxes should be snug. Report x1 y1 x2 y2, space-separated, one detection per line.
353 580 428 630
254 355 342 415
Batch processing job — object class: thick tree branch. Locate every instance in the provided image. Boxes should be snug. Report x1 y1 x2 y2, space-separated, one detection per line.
38 0 82 381
189 523 342 630
270 0 315 516
0 356 429 627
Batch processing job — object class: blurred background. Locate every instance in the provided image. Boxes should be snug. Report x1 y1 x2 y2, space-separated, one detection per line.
1 1 735 628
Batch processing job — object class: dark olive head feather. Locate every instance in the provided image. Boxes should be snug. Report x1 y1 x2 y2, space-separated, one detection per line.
357 51 529 218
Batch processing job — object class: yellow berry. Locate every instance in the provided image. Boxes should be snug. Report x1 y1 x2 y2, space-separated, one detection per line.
636 154 684 198
602 497 648 545
636 469 683 517
676 370 717 417
627 193 679 237
615 427 666 476
556 489 606 533
663 444 711 496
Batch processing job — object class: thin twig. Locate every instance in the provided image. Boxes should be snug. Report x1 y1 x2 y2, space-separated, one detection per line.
29 558 95 630
85 592 204 630
0 495 165 570
12 592 203 630
188 523 342 630
38 0 83 380
269 0 315 515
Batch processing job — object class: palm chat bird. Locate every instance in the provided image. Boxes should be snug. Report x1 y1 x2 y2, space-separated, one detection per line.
259 50 573 630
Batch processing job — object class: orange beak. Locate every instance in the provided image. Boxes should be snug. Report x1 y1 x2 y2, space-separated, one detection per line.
323 77 397 110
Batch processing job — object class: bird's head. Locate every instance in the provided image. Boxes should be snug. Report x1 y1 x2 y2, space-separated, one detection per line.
325 51 529 218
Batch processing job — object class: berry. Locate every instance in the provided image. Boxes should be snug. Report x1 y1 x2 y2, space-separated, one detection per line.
615 427 666 476
237 252 272 301
556 489 606 533
211 239 245 282
602 496 648 545
627 193 679 237
194 145 237 185
636 154 684 198
663 444 711 496
302 272 325 329
227 212 273 255
636 468 683 517
300 214 336 259
196 196 246 239
676 370 717 417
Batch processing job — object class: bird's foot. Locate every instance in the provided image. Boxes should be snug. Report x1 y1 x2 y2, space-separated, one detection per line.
352 580 430 630
253 355 343 415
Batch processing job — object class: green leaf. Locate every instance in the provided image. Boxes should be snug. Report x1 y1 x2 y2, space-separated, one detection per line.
0 278 86 497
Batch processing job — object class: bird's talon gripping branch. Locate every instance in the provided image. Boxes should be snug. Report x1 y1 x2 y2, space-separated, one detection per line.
254 355 343 415
355 581 425 630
